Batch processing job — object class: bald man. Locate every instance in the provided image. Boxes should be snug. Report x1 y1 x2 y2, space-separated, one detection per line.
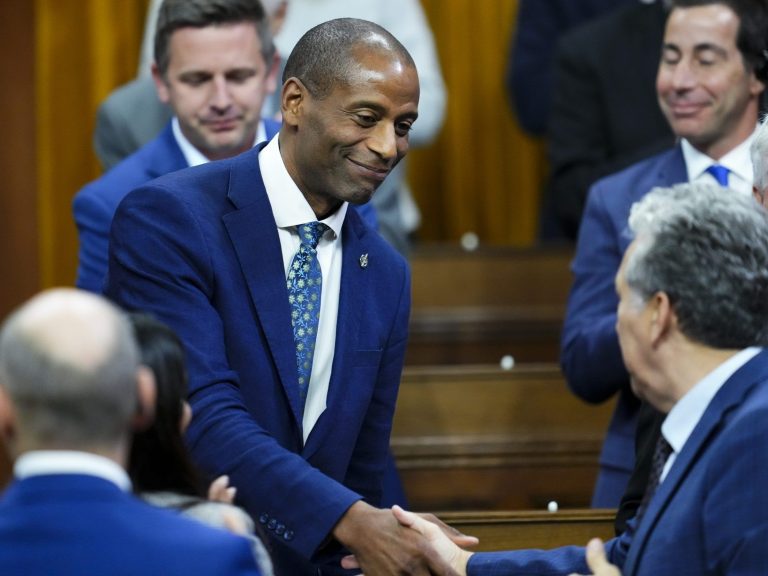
0 289 262 576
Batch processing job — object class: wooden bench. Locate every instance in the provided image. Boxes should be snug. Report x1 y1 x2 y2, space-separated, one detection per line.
407 246 573 365
392 364 613 511
439 509 616 551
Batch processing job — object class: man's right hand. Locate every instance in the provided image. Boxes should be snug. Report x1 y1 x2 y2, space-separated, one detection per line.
334 501 463 575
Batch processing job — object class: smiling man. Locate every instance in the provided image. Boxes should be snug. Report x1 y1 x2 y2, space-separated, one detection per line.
560 0 768 516
73 0 282 294
105 17 463 576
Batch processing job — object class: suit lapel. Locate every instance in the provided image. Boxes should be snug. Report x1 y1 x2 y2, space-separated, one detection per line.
303 211 373 458
222 146 305 427
624 351 768 574
655 143 687 187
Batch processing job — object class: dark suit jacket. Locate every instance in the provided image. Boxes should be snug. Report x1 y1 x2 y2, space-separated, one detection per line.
546 1 674 239
507 0 636 136
0 473 261 575
467 350 768 575
105 145 410 575
560 145 687 507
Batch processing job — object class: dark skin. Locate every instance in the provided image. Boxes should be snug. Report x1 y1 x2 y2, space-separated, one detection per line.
279 45 419 220
277 39 476 575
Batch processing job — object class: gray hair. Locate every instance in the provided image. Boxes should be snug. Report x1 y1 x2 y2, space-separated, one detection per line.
282 18 416 100
0 290 140 449
751 116 768 197
154 0 275 77
625 183 768 348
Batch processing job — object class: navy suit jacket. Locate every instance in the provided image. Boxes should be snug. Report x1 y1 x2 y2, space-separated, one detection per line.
468 350 768 575
0 474 261 575
560 145 687 507
74 120 377 293
73 120 279 293
105 145 410 575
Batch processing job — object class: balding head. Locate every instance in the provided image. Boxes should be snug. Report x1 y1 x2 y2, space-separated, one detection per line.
0 289 142 453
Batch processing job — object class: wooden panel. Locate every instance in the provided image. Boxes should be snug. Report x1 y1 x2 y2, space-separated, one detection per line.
0 0 39 319
439 509 616 551
392 364 613 510
407 246 573 365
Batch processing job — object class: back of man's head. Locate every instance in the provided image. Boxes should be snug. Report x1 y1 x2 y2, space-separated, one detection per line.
0 289 139 453
626 183 768 349
283 17 416 100
154 0 275 77
668 0 768 83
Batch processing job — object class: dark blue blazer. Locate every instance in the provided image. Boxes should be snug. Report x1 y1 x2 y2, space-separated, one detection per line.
0 474 261 575
105 145 410 575
468 350 768 575
73 120 279 293
560 145 687 507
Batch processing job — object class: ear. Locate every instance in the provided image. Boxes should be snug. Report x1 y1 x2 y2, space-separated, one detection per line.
131 365 157 432
151 63 171 104
0 385 16 446
280 77 306 128
649 291 673 347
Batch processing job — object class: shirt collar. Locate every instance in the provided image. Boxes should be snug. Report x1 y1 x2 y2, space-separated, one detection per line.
681 128 757 187
662 347 761 455
15 450 133 492
258 134 347 238
172 117 267 168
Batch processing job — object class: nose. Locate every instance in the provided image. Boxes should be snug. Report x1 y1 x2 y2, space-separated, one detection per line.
367 122 399 162
669 60 696 91
209 76 233 113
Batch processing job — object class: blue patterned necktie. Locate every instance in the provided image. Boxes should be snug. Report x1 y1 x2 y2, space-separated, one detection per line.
287 222 328 410
706 164 730 187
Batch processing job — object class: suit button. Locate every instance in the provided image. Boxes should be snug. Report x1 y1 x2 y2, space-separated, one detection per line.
283 530 294 541
275 523 285 535
267 518 278 530
258 513 269 524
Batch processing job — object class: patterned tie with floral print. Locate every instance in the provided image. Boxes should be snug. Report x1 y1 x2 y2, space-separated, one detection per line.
287 222 328 410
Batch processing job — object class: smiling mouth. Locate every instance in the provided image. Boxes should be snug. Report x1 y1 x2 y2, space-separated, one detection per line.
203 117 241 131
348 158 391 180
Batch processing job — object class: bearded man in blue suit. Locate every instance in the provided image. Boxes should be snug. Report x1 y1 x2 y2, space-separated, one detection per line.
0 289 262 576
560 0 768 511
105 15 468 576
388 182 768 576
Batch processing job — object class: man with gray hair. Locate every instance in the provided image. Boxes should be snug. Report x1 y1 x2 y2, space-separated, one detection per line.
0 289 262 575
387 183 768 576
752 116 768 206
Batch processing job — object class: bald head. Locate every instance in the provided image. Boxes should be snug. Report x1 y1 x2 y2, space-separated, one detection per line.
0 289 141 451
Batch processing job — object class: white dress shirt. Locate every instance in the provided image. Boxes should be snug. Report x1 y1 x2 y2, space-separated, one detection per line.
259 135 347 442
172 117 268 167
660 347 761 483
681 128 757 196
15 450 132 491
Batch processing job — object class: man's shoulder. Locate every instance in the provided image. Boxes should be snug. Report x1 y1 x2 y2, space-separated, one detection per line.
76 125 183 207
590 146 684 203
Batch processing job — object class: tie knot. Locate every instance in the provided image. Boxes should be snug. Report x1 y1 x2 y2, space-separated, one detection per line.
298 222 328 250
705 164 730 187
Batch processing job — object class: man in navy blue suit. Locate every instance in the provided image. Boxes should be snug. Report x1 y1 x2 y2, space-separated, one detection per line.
387 182 768 576
561 0 768 510
73 0 282 293
106 16 469 576
0 289 262 575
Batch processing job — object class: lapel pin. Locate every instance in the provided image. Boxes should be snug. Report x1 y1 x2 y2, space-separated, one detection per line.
359 253 369 268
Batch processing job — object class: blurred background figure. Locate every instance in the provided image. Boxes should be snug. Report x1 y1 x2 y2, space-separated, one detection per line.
0 289 262 576
128 313 274 576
